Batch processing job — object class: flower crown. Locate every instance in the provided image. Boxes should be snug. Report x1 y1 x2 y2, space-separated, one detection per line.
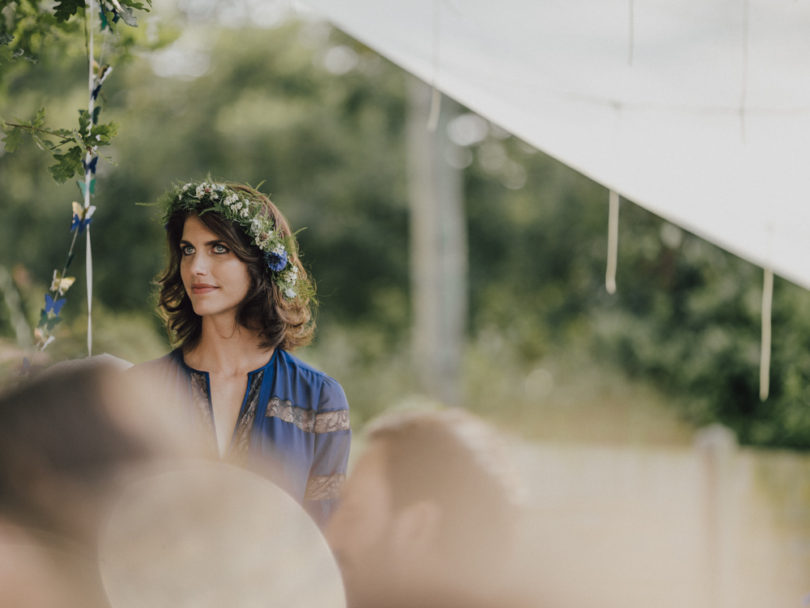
165 181 302 300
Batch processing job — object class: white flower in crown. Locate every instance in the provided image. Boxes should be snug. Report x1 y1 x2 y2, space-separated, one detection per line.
195 184 207 198
214 184 225 192
182 183 193 192
224 194 239 207
240 208 250 218
277 265 299 295
249 217 263 236
232 200 243 211
255 232 267 248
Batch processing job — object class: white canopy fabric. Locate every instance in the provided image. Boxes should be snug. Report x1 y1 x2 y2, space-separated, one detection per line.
301 0 810 290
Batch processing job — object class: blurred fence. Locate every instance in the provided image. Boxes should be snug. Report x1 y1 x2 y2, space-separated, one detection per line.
513 428 810 607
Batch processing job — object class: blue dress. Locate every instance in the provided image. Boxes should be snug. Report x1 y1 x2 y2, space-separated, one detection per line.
134 348 351 525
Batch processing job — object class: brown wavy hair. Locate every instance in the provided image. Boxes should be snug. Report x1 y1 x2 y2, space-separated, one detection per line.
157 183 315 351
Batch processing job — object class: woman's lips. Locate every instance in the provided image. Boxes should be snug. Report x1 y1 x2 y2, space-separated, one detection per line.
191 284 217 294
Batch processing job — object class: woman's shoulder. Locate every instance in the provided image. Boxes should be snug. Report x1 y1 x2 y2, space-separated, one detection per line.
275 350 348 407
275 349 334 381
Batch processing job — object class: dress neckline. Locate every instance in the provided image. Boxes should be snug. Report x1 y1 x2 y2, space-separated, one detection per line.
170 347 276 459
173 347 277 377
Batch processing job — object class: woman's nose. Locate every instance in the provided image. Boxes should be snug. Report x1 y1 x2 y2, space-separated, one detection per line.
189 253 209 275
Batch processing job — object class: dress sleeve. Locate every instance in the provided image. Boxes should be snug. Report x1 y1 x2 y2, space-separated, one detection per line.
303 378 351 525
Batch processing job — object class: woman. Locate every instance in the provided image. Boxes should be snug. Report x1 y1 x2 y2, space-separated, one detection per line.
134 181 350 524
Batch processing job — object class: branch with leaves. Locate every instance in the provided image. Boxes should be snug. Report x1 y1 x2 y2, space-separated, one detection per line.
3 101 118 182
1 0 150 353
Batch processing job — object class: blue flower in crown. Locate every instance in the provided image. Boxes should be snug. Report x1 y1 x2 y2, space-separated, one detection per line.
264 248 288 272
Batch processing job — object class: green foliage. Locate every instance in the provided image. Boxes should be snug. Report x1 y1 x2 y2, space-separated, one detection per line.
0 0 151 350
1 1 75 66
51 0 149 26
49 144 82 181
1 0 148 176
2 95 119 183
462 135 810 448
0 119 23 152
52 0 84 22
575 207 810 449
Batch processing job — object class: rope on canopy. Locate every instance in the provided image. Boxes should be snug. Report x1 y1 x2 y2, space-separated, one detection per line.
760 269 773 401
606 190 620 295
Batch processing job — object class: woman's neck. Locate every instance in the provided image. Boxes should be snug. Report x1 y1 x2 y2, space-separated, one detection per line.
184 316 274 376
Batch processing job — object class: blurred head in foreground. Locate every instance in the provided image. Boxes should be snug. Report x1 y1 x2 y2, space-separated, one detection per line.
0 359 201 607
0 361 155 544
97 461 345 608
325 407 522 608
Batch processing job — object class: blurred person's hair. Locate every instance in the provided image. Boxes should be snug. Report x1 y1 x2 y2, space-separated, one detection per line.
0 360 153 542
365 407 522 568
158 182 315 351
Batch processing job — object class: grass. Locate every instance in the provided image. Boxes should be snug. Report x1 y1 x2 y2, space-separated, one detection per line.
303 324 696 447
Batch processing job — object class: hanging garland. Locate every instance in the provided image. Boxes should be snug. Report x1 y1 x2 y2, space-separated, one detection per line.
1 0 150 355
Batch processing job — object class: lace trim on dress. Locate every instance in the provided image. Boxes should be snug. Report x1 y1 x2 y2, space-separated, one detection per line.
265 398 350 434
189 371 215 438
230 370 264 456
304 474 346 501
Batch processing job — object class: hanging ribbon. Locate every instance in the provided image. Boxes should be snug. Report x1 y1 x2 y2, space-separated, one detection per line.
606 190 620 294
759 268 773 401
86 226 94 355
83 0 101 356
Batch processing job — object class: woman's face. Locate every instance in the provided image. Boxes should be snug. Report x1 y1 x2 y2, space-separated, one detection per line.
179 214 251 321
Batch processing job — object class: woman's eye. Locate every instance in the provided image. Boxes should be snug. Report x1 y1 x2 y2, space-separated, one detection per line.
180 245 194 256
212 243 229 254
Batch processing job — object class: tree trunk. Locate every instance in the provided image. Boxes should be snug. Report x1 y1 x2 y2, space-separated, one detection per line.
406 78 467 406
